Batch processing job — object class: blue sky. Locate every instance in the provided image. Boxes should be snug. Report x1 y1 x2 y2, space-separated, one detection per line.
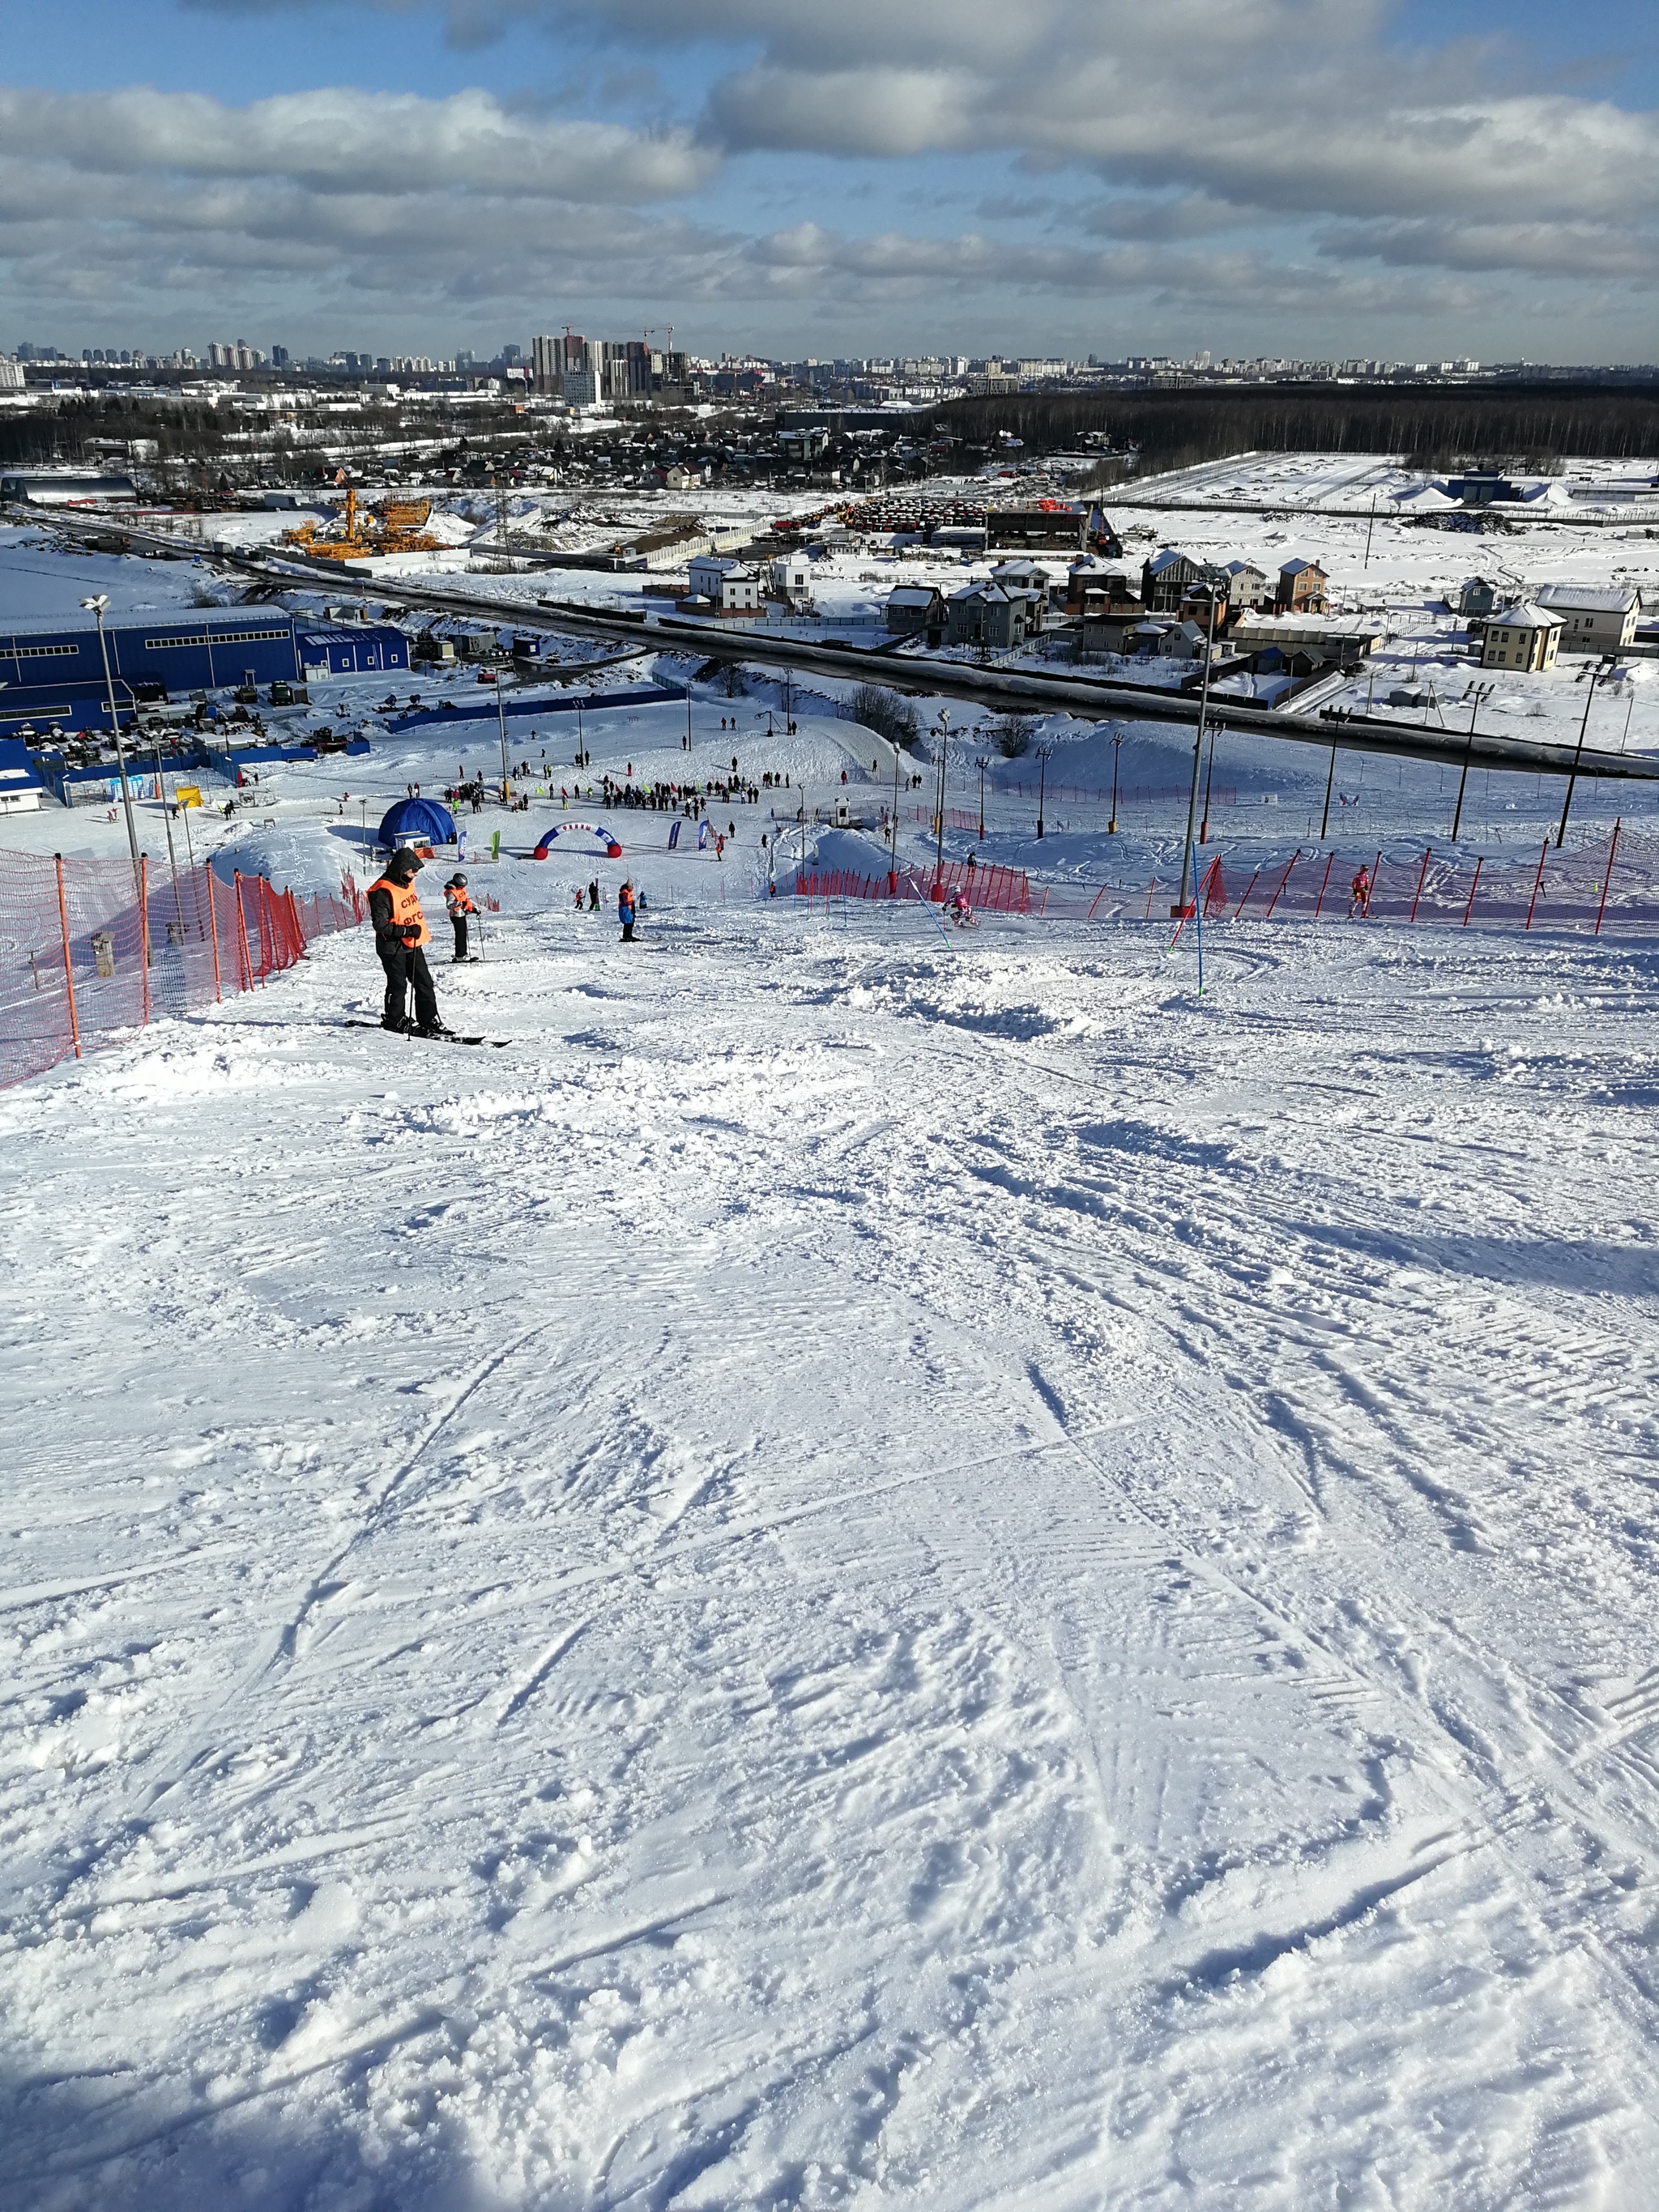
2 0 1654 363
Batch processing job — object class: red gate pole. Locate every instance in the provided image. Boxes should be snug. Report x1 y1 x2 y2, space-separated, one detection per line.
232 870 257 991
1231 867 1261 921
1410 846 1431 923
1367 849 1381 918
139 855 151 1026
54 854 81 1059
1264 848 1301 921
1461 856 1483 927
1525 839 1548 931
204 867 223 1002
1594 817 1621 937
1144 875 1157 918
1312 850 1336 920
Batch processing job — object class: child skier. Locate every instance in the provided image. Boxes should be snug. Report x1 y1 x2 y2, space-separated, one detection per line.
443 872 477 961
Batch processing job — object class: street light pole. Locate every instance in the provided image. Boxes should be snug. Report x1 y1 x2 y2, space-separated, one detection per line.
1175 586 1220 914
1558 658 1610 850
933 715 949 889
1450 681 1492 842
495 676 510 799
1035 744 1050 839
1109 728 1122 834
976 752 987 842
83 595 139 867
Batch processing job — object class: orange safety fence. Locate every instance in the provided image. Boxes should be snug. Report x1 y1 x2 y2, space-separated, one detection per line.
0 850 365 1090
1044 825 1653 934
788 861 1031 913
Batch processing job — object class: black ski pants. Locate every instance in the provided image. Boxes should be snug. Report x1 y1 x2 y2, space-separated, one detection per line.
379 943 438 1030
451 915 469 961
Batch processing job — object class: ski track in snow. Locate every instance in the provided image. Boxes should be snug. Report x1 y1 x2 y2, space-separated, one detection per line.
2 894 1658 2211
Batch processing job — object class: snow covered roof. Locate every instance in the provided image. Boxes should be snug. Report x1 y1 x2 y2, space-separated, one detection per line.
1489 603 1563 630
1533 583 1640 615
887 586 940 607
1278 553 1327 576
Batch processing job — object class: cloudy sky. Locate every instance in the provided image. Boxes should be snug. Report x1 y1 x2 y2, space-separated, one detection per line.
4 0 1655 364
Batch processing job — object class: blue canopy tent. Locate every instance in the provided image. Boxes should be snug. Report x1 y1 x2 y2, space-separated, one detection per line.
377 796 457 850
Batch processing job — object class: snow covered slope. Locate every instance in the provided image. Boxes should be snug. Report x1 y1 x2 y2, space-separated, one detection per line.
2 897 1657 2210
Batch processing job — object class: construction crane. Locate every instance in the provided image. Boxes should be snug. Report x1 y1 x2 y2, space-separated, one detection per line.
280 488 441 563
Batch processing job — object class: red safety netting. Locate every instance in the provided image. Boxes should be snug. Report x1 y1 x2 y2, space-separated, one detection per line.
788 861 1031 912
0 850 365 1090
1037 825 1659 934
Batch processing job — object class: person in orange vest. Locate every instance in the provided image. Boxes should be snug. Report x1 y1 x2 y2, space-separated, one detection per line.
367 850 450 1035
443 872 477 962
1349 865 1371 918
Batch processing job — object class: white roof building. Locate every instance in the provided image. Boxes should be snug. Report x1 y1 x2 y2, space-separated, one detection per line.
1532 583 1640 652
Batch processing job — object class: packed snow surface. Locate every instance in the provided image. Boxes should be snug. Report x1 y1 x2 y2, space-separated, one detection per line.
3 863 1659 2209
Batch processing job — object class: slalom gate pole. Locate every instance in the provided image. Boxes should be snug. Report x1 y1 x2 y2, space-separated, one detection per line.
1313 851 1335 920
1525 840 1547 931
1192 842 1204 993
233 871 256 991
139 856 151 1026
1410 847 1431 923
1367 850 1381 919
1231 868 1260 921
1595 818 1621 936
54 854 81 1060
1145 876 1157 919
1461 857 1483 927
205 866 223 1002
1264 848 1301 922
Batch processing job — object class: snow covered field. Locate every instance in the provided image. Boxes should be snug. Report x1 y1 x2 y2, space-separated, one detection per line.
4 846 1659 2206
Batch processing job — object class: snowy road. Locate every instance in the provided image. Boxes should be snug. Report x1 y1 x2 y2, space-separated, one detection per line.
3 896 1658 2209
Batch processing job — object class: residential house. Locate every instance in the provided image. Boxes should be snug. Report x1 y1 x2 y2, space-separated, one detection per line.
687 554 759 614
885 585 948 642
1076 575 1145 656
1457 576 1503 617
1217 560 1270 612
1141 548 1209 612
988 561 1056 624
770 546 821 600
945 583 1029 651
1532 583 1640 654
1480 604 1563 673
1275 556 1328 614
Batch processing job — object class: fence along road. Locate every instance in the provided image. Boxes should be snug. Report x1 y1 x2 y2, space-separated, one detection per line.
42 516 1659 793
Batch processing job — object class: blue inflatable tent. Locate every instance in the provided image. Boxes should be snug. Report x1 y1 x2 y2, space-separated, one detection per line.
378 795 457 849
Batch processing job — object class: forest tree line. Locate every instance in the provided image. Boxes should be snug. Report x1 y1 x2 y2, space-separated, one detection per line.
923 383 1659 475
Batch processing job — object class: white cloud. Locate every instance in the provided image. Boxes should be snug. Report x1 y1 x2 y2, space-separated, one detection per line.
5 0 1656 354
0 85 713 202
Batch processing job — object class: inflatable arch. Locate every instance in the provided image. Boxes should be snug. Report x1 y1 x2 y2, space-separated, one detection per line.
534 820 624 860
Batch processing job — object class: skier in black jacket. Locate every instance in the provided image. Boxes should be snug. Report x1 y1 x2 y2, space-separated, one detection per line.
366 850 451 1036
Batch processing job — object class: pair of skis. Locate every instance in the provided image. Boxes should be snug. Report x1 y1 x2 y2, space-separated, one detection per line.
341 1021 508 1049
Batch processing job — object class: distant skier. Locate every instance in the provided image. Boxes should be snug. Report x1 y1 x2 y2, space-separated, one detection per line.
1349 866 1371 918
588 877 600 911
368 850 451 1036
618 880 637 943
443 872 477 962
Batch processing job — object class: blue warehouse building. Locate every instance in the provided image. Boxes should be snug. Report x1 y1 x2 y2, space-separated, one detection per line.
0 612 409 735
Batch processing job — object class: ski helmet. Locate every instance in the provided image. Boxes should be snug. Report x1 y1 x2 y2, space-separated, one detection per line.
450 872 467 887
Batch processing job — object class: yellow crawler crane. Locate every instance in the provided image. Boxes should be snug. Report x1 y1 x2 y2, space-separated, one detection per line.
281 488 442 562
